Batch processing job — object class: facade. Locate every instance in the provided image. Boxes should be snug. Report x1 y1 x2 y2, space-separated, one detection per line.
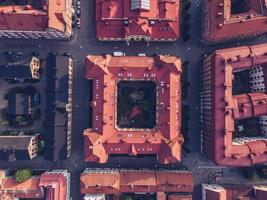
202 184 267 200
80 168 194 200
0 170 70 200
202 0 267 44
0 0 72 39
95 0 180 43
45 55 73 160
0 134 39 161
84 54 183 164
201 43 267 166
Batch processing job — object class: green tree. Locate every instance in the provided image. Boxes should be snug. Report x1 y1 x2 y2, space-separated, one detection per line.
242 167 255 180
123 196 134 200
15 169 32 183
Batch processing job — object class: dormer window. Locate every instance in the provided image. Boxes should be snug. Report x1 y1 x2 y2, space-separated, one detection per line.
131 0 150 11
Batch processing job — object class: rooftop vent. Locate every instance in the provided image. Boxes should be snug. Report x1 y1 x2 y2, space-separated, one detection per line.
131 0 150 11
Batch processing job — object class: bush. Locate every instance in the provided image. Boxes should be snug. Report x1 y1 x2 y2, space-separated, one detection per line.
182 34 191 41
15 169 32 183
242 167 256 180
16 116 26 123
0 130 12 136
9 116 33 127
183 23 191 31
184 14 191 21
0 109 8 120
0 120 9 125
181 64 190 100
184 2 192 10
123 196 133 200
24 130 36 136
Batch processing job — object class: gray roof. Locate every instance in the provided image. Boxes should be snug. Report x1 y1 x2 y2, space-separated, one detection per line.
0 135 33 161
0 136 32 150
8 93 31 115
45 55 69 161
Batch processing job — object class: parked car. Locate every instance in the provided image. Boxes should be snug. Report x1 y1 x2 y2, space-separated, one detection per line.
71 5 75 14
138 53 146 56
32 51 40 56
77 1 81 9
77 18 81 28
64 52 71 57
72 15 76 21
15 51 23 56
77 9 81 17
113 52 125 57
33 93 41 106
49 51 57 56
4 51 12 55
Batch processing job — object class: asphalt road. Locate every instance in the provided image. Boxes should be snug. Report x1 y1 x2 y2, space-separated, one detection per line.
1 0 267 199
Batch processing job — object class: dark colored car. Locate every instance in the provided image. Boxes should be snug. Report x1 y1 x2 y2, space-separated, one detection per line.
33 93 41 106
32 51 40 56
49 51 57 56
64 52 71 57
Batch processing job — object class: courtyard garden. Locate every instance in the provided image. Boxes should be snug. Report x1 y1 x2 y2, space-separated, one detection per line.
116 81 157 129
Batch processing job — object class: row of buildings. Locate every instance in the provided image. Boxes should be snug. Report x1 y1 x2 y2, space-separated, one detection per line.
1 0 267 43
3 46 266 171
2 168 267 200
84 42 267 167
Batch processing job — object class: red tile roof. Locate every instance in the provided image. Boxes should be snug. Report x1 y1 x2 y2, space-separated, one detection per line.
202 43 267 166
156 171 194 193
84 55 183 164
0 177 44 200
80 169 194 195
202 0 267 43
0 0 68 33
80 171 120 194
39 173 68 200
0 6 48 31
96 0 180 41
203 184 267 200
0 171 69 200
120 170 156 193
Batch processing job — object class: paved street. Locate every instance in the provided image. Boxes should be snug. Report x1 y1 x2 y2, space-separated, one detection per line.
1 0 267 199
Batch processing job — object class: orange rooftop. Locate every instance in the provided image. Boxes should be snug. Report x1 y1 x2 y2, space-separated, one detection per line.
80 169 194 200
84 54 183 164
95 0 180 43
202 0 267 44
